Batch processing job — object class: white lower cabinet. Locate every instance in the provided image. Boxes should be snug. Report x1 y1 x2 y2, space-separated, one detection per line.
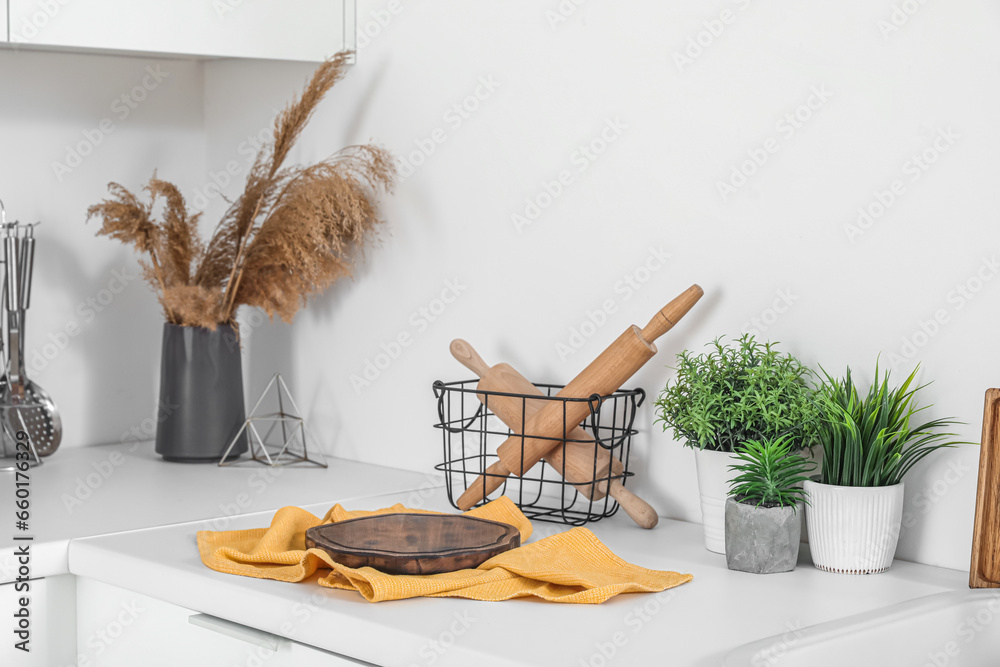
76 578 377 666
0 574 77 666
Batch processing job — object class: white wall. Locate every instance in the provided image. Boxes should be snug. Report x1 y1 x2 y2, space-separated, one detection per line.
13 1 999 572
0 49 205 448
204 0 996 572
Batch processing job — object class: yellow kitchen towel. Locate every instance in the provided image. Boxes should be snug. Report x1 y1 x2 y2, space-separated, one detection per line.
197 497 693 603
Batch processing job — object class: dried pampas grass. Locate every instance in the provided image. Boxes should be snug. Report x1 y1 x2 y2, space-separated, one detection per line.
88 52 395 329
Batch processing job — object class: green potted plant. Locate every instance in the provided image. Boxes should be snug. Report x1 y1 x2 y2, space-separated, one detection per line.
725 435 815 574
806 364 963 574
654 334 819 553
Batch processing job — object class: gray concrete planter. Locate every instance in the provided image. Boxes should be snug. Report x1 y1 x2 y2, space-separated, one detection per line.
724 497 801 574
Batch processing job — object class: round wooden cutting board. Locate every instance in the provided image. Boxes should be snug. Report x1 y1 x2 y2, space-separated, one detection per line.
305 513 521 575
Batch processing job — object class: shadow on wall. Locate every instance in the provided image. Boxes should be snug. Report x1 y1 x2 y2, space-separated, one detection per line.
0 49 204 448
341 56 390 146
243 313 294 415
211 55 400 459
599 287 720 522
293 276 357 460
33 235 162 445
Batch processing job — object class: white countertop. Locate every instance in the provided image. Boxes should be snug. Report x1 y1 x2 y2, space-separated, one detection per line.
0 441 442 583
67 487 970 667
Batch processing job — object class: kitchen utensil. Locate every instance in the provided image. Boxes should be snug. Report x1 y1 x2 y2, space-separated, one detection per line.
450 339 658 529
0 223 61 456
0 202 7 376
3 223 22 403
970 388 1000 588
19 223 34 311
456 284 703 510
304 513 520 575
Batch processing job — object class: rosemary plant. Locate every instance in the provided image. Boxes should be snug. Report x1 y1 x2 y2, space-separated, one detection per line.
654 334 819 452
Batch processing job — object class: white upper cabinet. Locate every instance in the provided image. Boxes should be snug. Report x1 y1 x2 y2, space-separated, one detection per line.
5 0 355 61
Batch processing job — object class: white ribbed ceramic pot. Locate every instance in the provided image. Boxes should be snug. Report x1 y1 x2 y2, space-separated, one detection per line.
694 448 740 554
804 480 904 574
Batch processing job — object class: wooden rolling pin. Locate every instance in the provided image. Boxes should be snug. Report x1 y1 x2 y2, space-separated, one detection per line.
451 339 658 529
456 284 703 510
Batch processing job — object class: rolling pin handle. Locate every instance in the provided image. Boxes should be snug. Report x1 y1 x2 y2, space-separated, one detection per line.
456 459 511 510
609 480 659 529
450 339 491 378
639 284 704 343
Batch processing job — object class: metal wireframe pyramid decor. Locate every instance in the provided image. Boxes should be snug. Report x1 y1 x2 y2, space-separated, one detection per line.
219 373 327 468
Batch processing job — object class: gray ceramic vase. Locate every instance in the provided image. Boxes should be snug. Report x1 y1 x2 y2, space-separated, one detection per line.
724 497 801 574
154 323 248 462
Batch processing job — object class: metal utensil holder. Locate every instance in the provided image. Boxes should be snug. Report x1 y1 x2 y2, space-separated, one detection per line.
432 380 644 526
0 203 39 469
0 208 53 468
0 407 42 469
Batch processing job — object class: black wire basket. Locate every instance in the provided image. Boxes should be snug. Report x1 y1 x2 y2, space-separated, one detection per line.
432 379 645 526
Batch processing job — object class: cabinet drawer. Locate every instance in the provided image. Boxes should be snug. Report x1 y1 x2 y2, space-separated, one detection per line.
76 578 377 666
0 575 77 667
